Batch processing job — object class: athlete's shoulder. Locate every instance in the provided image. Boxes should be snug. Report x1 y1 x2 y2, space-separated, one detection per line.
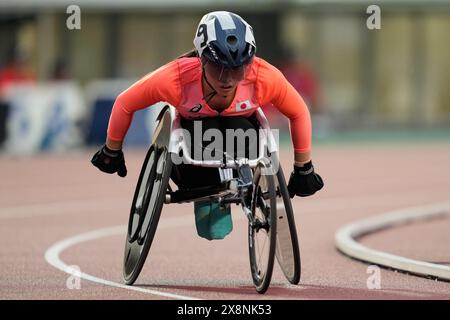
253 57 283 78
175 57 202 85
139 57 199 87
250 57 289 105
252 56 270 68
140 59 180 83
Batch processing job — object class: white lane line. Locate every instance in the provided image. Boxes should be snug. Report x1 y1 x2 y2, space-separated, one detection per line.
0 198 130 220
335 201 450 280
45 215 201 300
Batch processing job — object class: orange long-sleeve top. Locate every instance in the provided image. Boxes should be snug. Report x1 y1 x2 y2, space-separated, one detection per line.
107 56 312 153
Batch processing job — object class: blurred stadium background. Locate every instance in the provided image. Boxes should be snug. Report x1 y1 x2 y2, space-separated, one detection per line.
0 0 449 154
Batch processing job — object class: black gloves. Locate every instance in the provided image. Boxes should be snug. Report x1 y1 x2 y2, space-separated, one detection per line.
91 145 127 177
287 161 324 198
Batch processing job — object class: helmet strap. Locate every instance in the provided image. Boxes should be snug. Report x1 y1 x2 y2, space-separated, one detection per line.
201 62 219 103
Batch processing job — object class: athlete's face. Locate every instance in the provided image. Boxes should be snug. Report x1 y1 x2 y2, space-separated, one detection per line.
203 60 247 96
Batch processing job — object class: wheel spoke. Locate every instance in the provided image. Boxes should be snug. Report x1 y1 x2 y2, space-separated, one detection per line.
256 231 268 277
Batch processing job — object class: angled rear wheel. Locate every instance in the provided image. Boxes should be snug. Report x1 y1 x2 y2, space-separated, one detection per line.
248 160 277 294
274 165 301 285
123 146 172 285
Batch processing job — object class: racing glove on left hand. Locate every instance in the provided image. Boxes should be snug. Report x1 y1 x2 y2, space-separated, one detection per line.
287 161 324 198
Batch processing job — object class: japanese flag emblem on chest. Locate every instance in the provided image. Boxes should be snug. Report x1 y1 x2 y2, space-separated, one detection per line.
236 100 252 112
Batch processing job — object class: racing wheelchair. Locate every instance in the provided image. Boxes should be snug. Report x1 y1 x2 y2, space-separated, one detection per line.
122 105 301 294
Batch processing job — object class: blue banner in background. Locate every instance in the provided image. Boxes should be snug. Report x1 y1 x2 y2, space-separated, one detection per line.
4 83 86 155
84 80 163 149
85 98 113 146
2 80 165 155
85 97 162 148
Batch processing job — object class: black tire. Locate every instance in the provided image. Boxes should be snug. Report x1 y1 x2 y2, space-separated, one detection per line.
127 145 158 243
248 160 277 294
274 165 301 285
123 146 172 285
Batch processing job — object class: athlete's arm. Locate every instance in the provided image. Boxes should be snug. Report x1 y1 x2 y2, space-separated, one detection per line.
254 58 323 197
106 60 182 149
254 58 312 166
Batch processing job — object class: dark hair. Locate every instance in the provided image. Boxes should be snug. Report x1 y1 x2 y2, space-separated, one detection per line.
177 48 199 59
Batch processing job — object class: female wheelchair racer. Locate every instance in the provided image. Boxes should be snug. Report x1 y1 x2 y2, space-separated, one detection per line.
91 12 324 285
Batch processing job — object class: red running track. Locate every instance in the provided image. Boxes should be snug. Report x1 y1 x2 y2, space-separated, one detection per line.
1 143 449 299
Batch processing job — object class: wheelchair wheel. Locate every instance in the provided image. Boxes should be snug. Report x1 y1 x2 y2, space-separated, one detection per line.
248 160 277 294
274 165 301 285
123 145 172 285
